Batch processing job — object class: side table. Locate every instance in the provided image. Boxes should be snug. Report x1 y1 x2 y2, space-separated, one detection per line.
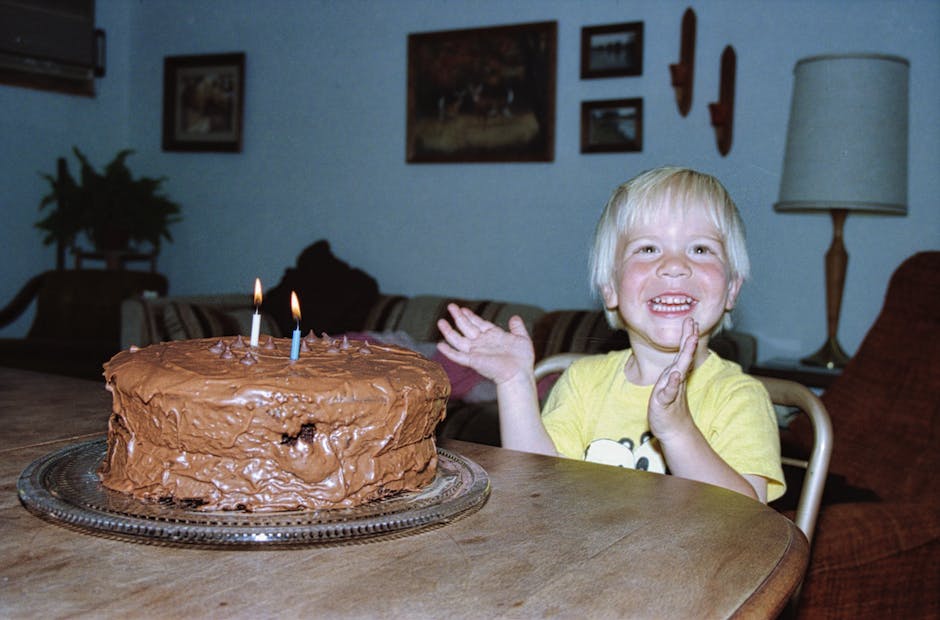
751 358 842 391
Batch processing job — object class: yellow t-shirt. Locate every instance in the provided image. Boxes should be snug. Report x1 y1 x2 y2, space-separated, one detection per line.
542 349 785 502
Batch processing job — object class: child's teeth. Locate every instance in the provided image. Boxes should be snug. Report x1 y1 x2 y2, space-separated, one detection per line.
653 296 693 304
651 296 694 311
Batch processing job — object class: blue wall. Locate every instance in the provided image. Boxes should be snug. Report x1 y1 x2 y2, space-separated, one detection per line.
2 0 938 362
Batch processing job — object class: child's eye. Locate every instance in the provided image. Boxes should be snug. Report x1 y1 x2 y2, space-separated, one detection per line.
636 245 658 254
692 245 711 255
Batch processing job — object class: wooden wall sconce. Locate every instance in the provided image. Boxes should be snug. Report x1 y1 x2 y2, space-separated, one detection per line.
669 8 696 117
708 45 736 156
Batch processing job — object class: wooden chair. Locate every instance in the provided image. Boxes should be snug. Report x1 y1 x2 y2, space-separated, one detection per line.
756 376 832 543
0 269 167 379
533 354 833 543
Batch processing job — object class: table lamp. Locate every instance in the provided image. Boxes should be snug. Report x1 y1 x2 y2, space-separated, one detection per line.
774 53 909 368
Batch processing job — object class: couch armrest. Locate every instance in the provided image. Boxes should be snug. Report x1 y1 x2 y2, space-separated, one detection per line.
797 500 940 617
809 500 939 571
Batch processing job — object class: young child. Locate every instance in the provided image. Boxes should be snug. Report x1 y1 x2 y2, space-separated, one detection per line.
437 167 784 503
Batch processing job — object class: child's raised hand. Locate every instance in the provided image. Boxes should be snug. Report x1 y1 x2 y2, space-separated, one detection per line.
436 304 535 385
647 318 699 440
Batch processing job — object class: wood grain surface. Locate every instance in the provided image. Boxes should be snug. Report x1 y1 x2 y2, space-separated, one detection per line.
0 367 807 618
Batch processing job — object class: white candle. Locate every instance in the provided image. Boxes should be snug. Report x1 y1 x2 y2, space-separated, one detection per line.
290 290 301 360
250 277 263 347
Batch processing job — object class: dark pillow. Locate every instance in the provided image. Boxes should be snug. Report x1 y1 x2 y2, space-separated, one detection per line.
261 240 379 337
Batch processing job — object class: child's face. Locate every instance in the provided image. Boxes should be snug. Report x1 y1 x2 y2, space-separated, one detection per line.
601 205 742 353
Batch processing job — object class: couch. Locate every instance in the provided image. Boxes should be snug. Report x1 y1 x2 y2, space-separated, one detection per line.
781 251 939 618
119 288 757 446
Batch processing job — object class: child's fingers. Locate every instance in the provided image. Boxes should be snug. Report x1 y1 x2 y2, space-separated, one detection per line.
435 340 469 365
458 306 496 332
673 319 699 375
655 369 682 405
507 315 531 339
446 304 495 338
447 306 481 338
437 318 469 349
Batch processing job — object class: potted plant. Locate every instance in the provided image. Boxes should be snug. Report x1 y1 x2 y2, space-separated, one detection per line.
36 147 182 253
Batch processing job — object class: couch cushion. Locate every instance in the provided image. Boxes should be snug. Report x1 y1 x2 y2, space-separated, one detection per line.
532 309 629 361
369 295 543 343
361 294 408 332
160 302 281 342
162 303 240 340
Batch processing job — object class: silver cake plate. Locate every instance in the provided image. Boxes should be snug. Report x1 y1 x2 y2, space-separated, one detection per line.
18 438 490 549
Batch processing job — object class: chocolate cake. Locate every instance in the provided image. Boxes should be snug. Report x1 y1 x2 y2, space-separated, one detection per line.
98 334 449 512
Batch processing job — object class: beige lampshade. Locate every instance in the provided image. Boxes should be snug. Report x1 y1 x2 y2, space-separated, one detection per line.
775 53 909 215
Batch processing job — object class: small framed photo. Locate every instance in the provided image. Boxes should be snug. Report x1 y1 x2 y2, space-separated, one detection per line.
580 22 643 79
162 53 245 152
581 98 643 153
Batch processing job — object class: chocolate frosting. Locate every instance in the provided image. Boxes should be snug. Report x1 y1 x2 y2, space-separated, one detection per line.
99 336 449 512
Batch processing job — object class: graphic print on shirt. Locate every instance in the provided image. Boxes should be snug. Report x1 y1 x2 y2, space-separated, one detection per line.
583 432 667 473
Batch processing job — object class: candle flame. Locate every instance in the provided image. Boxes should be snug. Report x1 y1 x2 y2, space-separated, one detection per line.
253 278 263 305
290 291 301 322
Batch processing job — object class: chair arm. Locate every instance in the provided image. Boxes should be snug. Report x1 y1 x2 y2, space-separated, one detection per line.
0 273 46 329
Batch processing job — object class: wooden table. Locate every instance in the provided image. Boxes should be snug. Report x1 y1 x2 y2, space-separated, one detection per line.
0 367 808 618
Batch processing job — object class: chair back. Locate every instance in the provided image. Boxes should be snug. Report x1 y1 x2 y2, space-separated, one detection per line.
755 376 832 543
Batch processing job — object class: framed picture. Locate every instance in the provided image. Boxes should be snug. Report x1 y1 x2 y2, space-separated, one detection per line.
581 98 643 153
581 22 644 79
162 53 245 152
407 21 557 163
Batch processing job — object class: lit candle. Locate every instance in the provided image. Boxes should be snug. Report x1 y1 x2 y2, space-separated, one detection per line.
290 290 301 360
250 277 263 347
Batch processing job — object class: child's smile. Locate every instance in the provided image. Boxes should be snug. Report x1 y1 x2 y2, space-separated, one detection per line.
650 294 697 314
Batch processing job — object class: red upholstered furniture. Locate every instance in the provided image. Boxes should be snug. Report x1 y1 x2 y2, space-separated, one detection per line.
789 251 940 618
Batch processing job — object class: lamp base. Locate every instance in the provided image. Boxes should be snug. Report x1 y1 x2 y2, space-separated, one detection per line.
801 336 850 369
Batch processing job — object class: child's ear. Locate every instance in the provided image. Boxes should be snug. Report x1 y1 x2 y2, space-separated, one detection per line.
725 275 744 311
601 283 618 309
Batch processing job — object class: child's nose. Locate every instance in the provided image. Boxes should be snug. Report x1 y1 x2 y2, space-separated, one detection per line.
656 252 691 277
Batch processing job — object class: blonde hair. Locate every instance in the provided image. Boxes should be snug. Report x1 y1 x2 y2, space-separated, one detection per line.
589 167 749 331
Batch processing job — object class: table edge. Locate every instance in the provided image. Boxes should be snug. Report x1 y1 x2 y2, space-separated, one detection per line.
731 520 810 618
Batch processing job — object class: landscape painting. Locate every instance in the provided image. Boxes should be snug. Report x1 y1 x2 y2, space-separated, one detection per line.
581 98 643 153
581 22 644 79
406 21 557 163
